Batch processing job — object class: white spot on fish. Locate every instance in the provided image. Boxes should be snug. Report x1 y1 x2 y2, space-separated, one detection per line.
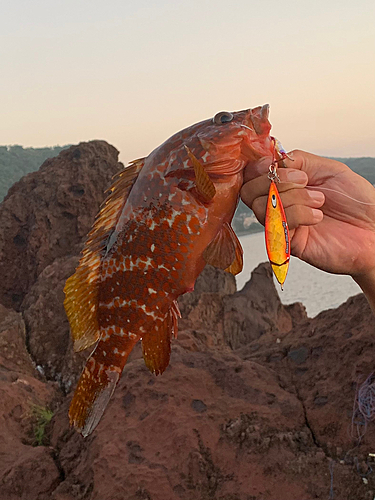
150 244 155 252
202 151 210 162
158 264 169 271
148 288 157 294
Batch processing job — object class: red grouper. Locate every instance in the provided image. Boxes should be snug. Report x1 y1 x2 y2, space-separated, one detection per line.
64 105 276 436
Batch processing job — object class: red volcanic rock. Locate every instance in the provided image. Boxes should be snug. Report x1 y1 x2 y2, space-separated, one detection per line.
222 262 303 349
0 305 60 500
245 292 375 453
0 141 122 310
1 140 375 499
22 256 86 391
0 304 34 375
50 348 307 500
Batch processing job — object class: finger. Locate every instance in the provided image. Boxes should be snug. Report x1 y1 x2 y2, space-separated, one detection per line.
241 168 309 210
251 194 324 228
283 150 348 181
284 205 323 230
243 149 349 185
278 187 325 210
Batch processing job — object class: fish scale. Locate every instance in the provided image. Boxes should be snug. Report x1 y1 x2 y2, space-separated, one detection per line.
65 105 278 436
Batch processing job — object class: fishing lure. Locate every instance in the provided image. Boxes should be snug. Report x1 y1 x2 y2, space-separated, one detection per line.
265 138 290 288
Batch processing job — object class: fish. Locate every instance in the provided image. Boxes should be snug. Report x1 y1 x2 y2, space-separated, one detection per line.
264 140 290 287
64 104 276 436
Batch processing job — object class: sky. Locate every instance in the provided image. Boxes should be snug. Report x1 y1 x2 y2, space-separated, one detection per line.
1 0 375 164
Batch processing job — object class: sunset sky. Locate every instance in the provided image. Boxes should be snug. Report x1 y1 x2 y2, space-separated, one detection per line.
1 0 374 164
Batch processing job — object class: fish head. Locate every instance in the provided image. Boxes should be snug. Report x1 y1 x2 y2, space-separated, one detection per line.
180 104 274 176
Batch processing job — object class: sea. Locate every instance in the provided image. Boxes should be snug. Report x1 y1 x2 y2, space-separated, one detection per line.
237 231 362 318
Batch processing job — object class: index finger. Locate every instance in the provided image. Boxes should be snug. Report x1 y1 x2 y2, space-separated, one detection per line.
243 149 348 185
281 150 349 184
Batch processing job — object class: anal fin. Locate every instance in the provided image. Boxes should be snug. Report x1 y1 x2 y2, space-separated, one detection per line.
142 304 179 375
203 222 243 275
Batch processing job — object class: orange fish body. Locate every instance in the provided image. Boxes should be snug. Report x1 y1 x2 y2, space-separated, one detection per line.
64 105 276 436
265 180 290 287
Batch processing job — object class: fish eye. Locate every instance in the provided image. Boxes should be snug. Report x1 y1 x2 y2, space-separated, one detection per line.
271 194 277 208
213 111 234 125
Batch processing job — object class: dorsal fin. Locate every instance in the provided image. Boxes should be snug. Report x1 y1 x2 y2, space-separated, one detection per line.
64 158 146 352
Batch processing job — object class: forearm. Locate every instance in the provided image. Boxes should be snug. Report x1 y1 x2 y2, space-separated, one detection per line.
353 268 375 314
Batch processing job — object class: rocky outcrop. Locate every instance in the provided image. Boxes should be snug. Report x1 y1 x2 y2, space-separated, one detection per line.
0 141 122 311
1 141 375 500
0 304 60 500
22 256 84 391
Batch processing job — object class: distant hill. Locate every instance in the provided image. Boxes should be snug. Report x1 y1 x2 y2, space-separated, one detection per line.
0 147 374 235
0 145 69 201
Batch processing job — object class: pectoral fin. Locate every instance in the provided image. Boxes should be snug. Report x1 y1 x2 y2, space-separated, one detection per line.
203 222 243 275
224 226 243 275
184 146 216 202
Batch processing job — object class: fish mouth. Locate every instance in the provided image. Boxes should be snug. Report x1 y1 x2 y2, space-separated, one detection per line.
247 104 271 136
239 104 273 163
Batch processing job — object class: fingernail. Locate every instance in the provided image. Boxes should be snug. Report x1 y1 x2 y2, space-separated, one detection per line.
308 190 325 203
312 209 323 222
286 170 307 183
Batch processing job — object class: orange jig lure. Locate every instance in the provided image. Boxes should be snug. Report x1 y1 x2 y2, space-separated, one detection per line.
265 139 290 288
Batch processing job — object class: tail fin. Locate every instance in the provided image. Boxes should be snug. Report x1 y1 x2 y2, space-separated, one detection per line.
69 361 119 437
69 335 138 436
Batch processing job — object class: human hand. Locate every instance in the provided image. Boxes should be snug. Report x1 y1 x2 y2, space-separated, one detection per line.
241 150 375 285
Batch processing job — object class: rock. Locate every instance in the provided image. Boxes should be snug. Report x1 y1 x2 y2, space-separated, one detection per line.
178 264 236 318
0 304 34 375
0 140 375 499
0 141 122 310
50 347 307 500
22 256 86 391
288 345 309 364
223 262 295 349
0 315 59 500
0 447 61 500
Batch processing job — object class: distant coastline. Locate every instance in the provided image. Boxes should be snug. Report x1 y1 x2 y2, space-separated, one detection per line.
1 148 374 233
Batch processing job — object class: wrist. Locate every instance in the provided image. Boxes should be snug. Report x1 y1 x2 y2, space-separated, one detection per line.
353 267 375 313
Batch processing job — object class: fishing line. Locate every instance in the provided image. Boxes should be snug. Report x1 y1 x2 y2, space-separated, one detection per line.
306 185 375 206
